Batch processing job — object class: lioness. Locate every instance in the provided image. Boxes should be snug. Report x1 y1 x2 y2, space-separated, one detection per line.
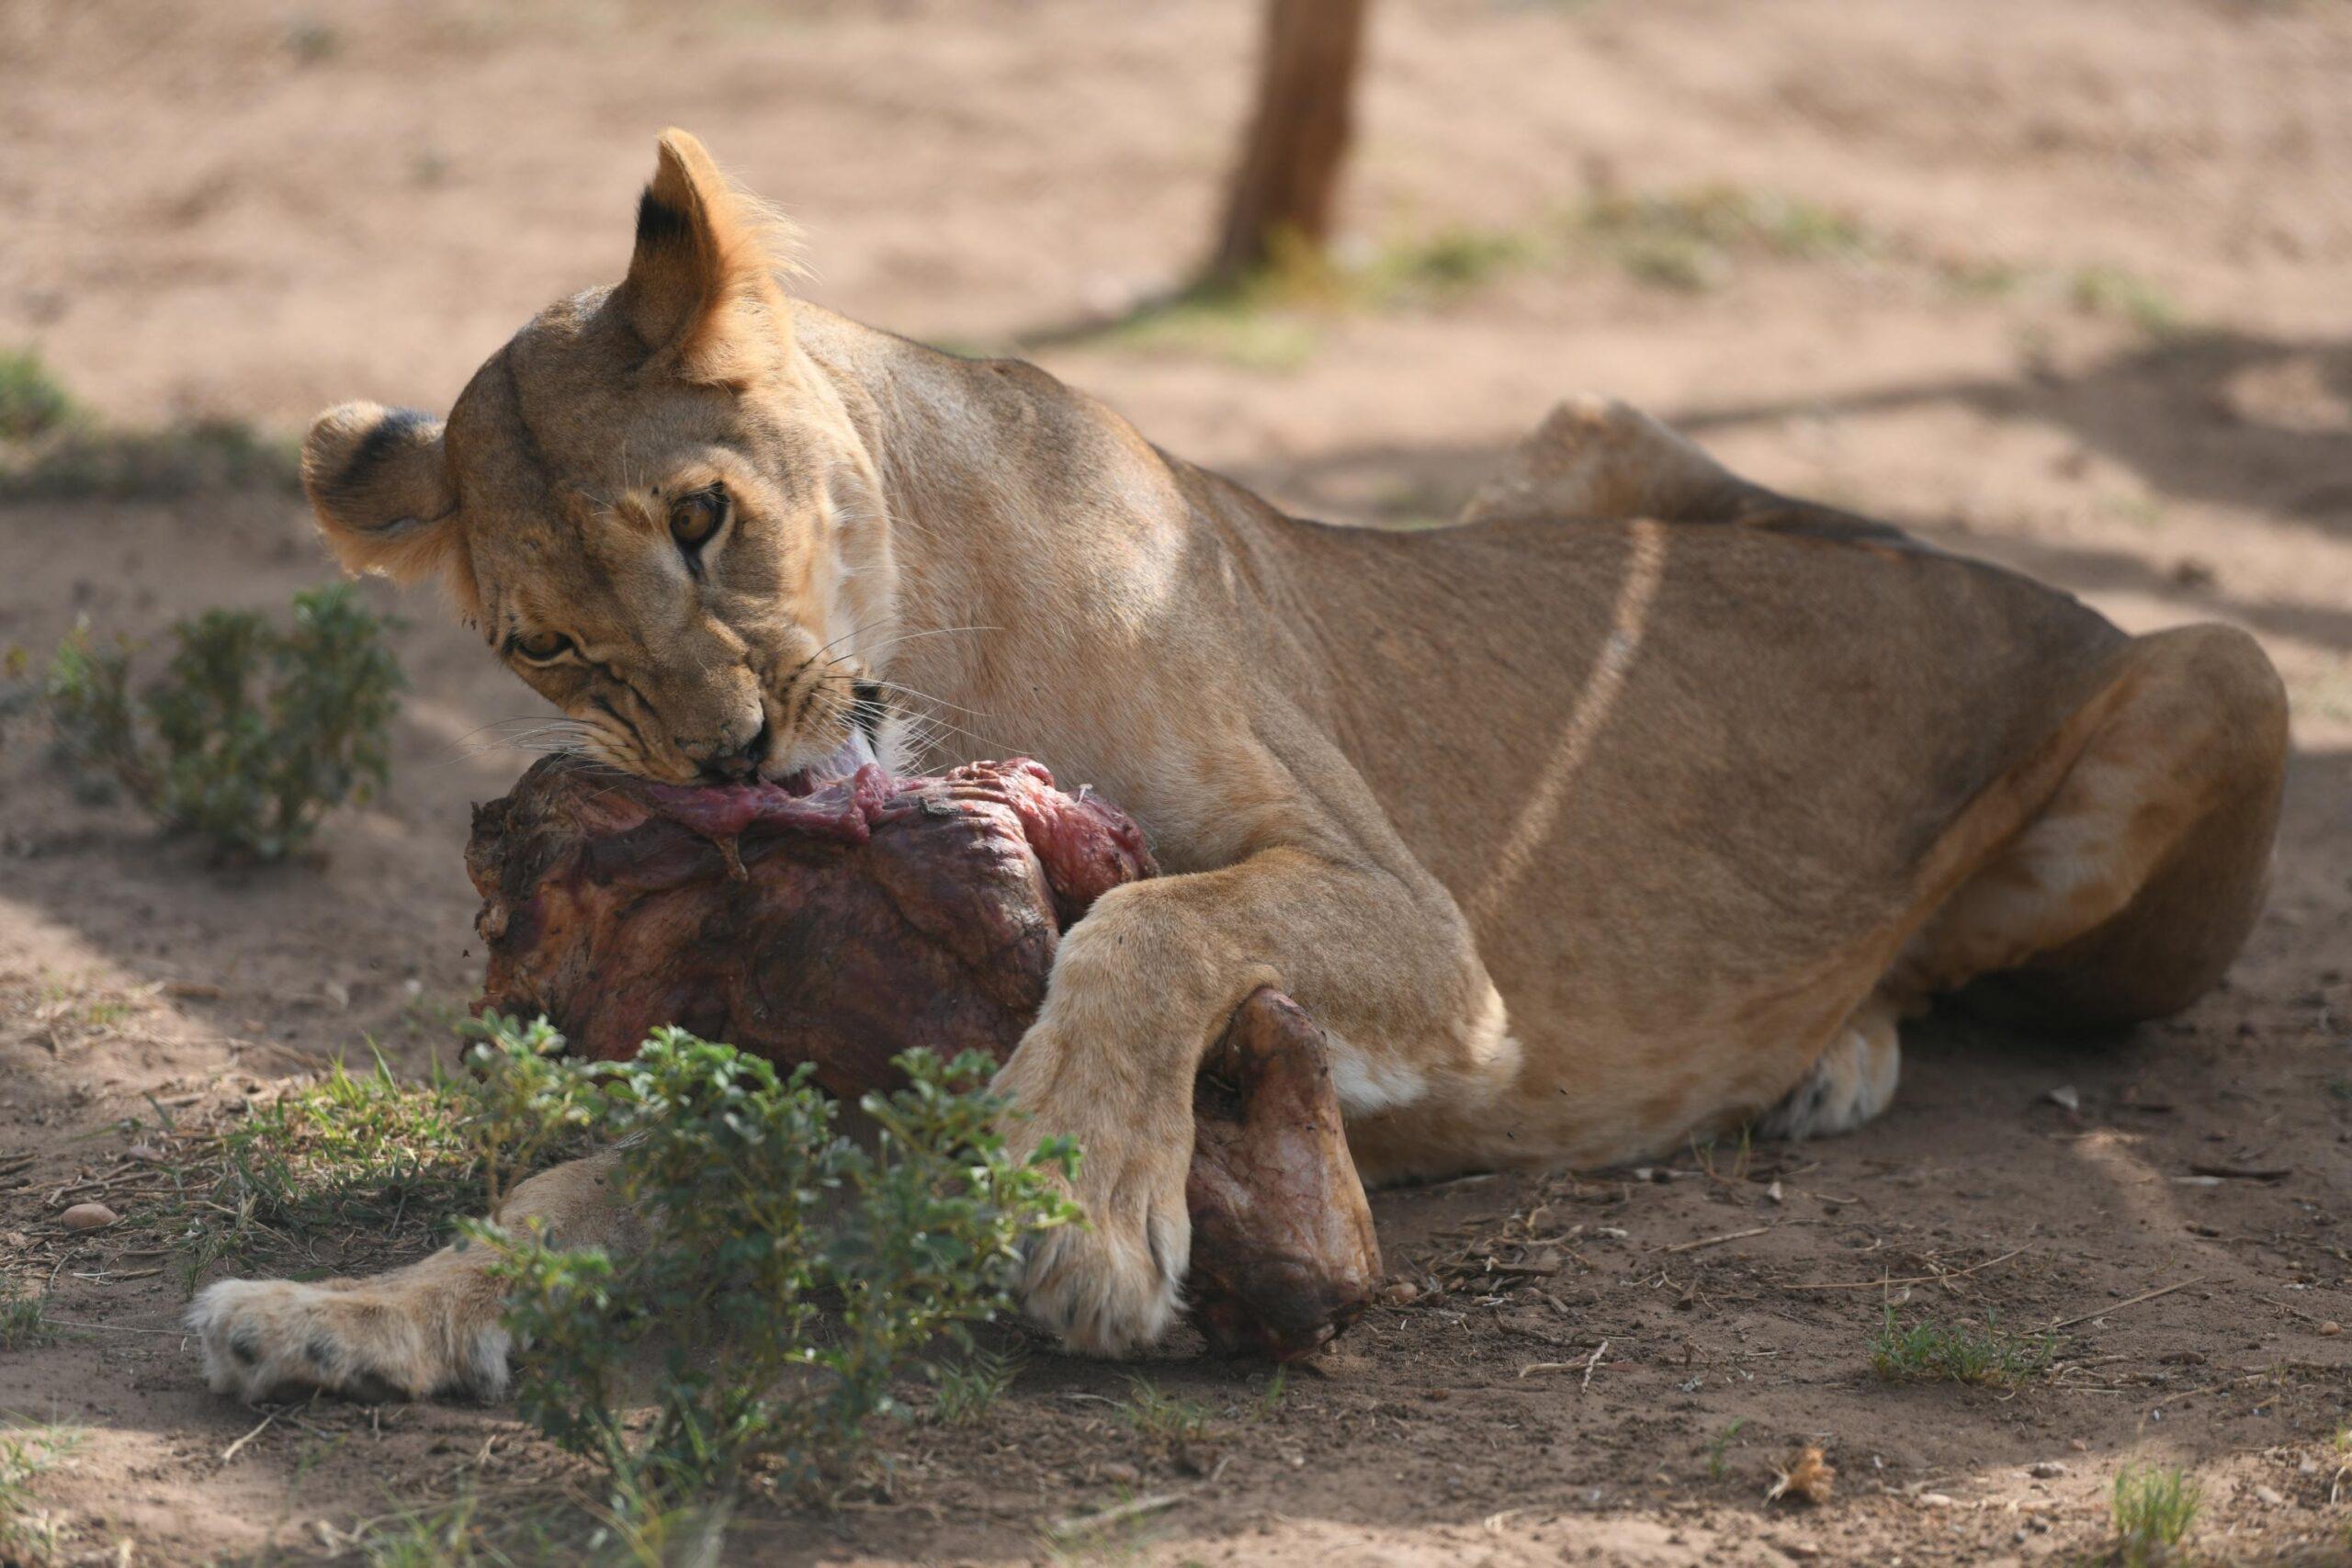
192 131 2285 1402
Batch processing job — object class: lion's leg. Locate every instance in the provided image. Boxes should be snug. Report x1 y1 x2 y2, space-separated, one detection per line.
1899 624 2288 1027
1000 844 1500 1358
189 1147 645 1404
1754 993 1904 1142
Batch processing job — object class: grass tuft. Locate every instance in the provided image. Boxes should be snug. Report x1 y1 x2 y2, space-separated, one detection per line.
1705 1416 1748 1481
7 420 303 501
1250 1367 1288 1422
1870 1306 2054 1387
1085 284 1327 373
175 1018 594 1290
2110 1462 2199 1564
1362 224 1544 303
1038 183 1882 367
0 350 76 442
1573 184 1877 294
2069 265 2181 339
1119 1377 1214 1446
932 1348 1019 1427
0 350 302 500
0 1283 54 1351
0 1422 85 1562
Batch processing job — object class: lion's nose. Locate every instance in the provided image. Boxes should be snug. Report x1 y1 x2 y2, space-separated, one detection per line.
685 717 771 784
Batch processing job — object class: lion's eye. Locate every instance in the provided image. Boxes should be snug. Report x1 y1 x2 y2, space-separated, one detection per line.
669 486 729 553
514 630 573 662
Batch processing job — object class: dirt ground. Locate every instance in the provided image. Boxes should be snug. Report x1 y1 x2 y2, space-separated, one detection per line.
5 0 2352 1562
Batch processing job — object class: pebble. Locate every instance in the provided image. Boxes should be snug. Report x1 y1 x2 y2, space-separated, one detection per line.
2320 1321 2341 1337
1917 1493 1956 1508
61 1201 118 1231
1380 1279 1420 1305
2254 1483 2285 1506
2028 1461 2068 1479
1098 1461 1139 1486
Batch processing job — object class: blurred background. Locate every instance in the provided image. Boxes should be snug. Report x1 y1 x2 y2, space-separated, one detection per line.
9 0 2349 794
4 4 2351 1562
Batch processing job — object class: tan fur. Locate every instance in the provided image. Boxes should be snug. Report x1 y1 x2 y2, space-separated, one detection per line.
192 133 2289 1396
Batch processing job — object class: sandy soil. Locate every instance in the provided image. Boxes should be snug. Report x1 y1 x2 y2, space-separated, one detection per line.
4 0 2351 1562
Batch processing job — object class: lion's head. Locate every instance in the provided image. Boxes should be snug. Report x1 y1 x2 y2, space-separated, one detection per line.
303 130 891 787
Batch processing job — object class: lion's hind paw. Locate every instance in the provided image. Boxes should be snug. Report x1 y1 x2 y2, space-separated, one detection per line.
188 1275 508 1405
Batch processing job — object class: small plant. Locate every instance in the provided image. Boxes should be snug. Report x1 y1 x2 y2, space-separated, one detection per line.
455 1013 610 1206
181 1048 486 1289
932 1347 1020 1427
466 1029 1078 1520
1058 221 1542 371
2110 1462 2199 1564
2070 265 2181 338
0 1283 53 1351
0 349 74 442
176 1019 605 1290
1574 184 1876 294
1091 286 1326 373
43 583 404 861
0 351 305 499
2 419 303 500
351 1485 594 1568
0 1423 84 1562
1364 225 1543 304
1250 1367 1288 1422
282 17 342 62
358 1494 496 1568
1119 1377 1215 1447
1870 1306 2054 1387
1706 1416 1748 1481
1690 1126 1754 1185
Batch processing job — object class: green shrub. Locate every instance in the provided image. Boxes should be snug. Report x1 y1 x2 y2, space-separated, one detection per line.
462 1024 1079 1514
43 582 403 860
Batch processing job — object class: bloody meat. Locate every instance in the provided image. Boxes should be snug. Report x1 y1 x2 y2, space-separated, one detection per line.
467 755 1381 1359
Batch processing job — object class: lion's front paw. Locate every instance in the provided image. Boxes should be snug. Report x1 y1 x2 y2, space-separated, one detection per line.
187 1273 509 1404
1015 1123 1194 1363
1019 1168 1189 1358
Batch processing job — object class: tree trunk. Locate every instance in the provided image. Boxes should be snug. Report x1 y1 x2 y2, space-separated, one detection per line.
1206 0 1370 285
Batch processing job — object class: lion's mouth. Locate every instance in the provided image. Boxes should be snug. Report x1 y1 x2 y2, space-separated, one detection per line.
774 727 882 795
637 727 886 838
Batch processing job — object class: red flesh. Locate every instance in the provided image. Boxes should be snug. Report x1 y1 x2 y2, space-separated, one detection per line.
467 756 1380 1359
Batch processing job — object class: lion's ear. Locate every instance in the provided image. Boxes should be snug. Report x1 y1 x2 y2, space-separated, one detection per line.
302 401 459 584
618 129 789 380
